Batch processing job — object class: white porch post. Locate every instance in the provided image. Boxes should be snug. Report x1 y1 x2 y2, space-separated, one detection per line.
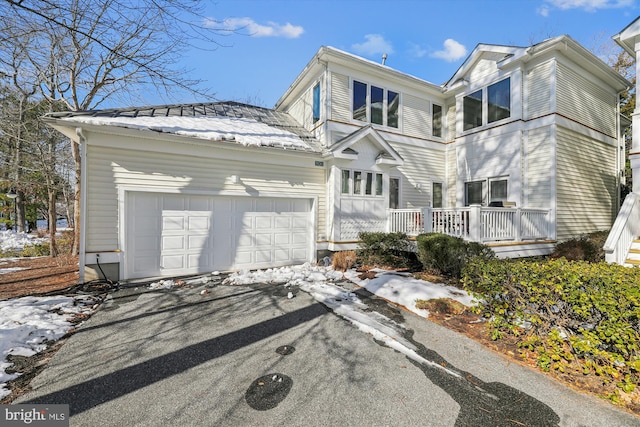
469 204 482 241
631 39 640 193
386 208 391 232
422 207 432 233
515 208 522 242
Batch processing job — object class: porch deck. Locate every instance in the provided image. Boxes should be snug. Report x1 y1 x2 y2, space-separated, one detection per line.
387 206 555 258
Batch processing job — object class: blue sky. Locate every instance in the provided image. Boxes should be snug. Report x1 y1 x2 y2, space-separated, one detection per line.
158 0 639 108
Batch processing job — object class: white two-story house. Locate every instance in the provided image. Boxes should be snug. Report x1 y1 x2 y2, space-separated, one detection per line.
44 35 630 282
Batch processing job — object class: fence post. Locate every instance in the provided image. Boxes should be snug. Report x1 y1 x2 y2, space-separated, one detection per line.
515 208 522 241
386 208 391 233
422 207 432 234
469 204 481 241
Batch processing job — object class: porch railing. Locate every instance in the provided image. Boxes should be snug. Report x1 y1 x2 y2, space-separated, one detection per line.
387 206 551 243
604 192 640 265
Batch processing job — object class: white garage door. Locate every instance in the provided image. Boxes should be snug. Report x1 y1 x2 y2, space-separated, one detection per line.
126 192 313 279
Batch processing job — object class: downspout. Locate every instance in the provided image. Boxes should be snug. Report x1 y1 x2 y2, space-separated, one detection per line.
75 127 87 284
616 91 622 214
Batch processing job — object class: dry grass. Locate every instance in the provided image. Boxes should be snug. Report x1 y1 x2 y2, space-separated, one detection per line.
332 250 357 272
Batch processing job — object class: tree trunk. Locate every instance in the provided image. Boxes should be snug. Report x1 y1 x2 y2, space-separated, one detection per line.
48 187 58 257
15 190 25 233
71 140 81 255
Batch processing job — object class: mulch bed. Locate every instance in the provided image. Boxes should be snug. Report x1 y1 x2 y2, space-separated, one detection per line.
0 255 80 299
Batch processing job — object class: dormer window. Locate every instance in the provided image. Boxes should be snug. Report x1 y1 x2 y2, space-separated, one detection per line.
352 80 399 129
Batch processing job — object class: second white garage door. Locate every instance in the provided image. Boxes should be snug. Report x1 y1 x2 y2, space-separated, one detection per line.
126 192 313 279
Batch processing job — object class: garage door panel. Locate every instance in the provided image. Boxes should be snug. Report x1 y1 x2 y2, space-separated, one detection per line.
163 216 185 231
254 216 272 229
255 250 272 263
255 233 272 246
274 233 290 244
162 236 185 250
274 217 292 228
188 216 210 230
187 235 209 249
127 193 313 279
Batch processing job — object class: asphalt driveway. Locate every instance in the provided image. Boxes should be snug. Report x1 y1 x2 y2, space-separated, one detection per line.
16 275 640 426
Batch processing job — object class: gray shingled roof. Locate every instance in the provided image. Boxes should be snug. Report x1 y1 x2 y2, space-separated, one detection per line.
47 101 323 153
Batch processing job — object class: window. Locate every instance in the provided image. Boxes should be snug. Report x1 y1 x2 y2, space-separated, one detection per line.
388 90 399 128
465 181 484 206
365 173 373 195
432 104 442 138
432 182 443 208
389 178 400 209
353 171 362 194
463 77 511 131
463 90 483 131
352 80 399 128
353 81 367 122
489 178 508 202
488 78 510 123
375 173 383 196
371 86 384 125
341 170 350 194
312 83 321 123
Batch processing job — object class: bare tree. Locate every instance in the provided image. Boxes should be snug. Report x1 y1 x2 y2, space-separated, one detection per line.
0 0 232 254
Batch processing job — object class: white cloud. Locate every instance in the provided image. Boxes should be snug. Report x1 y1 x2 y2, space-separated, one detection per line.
430 39 468 62
351 34 394 57
209 17 304 38
409 43 428 58
537 5 550 16
544 0 634 12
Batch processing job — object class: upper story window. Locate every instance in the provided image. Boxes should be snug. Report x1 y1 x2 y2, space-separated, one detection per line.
463 77 511 131
312 83 320 123
488 78 510 123
432 104 442 138
352 80 399 128
463 90 483 131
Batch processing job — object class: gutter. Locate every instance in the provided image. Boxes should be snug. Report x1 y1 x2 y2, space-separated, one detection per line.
75 127 87 284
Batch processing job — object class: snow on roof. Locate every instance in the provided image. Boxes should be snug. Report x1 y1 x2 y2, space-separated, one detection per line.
66 115 316 151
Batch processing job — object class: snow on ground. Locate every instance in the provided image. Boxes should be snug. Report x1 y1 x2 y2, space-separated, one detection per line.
0 230 46 252
0 295 99 399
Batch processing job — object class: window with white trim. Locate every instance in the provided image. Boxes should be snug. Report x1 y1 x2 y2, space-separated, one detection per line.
341 169 385 198
432 104 442 138
463 77 511 131
312 83 321 123
489 178 508 203
432 182 443 208
352 80 400 128
465 180 485 206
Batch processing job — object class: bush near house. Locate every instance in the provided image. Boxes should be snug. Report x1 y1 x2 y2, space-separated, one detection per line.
462 257 640 402
416 233 494 280
550 230 609 262
356 232 419 270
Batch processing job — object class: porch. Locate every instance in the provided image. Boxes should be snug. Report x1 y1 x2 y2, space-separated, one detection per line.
387 206 556 258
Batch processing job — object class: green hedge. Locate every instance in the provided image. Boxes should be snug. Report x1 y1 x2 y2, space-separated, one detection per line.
357 232 416 269
462 258 640 397
416 233 494 279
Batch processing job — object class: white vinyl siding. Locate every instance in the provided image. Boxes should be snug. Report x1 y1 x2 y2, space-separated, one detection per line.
84 144 326 252
525 127 552 208
527 61 552 119
556 62 617 136
468 53 503 81
287 84 315 129
446 104 456 141
446 149 456 206
392 143 446 208
331 72 350 122
403 94 430 139
555 127 616 240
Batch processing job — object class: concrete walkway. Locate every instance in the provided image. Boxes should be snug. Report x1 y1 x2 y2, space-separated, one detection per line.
16 277 640 426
